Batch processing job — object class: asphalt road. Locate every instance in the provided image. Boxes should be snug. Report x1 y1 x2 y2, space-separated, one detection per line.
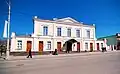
0 52 120 74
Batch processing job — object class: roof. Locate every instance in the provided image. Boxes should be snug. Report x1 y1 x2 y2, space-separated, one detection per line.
97 35 117 45
54 17 80 24
97 35 116 39
15 34 32 38
33 17 95 28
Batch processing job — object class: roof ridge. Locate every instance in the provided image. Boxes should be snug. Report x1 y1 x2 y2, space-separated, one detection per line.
97 35 116 39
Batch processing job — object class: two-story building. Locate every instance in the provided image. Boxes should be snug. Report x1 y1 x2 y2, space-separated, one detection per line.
10 16 105 55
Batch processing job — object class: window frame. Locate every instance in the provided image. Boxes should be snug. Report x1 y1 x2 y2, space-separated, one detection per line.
86 29 90 38
85 42 88 50
43 26 48 36
17 40 22 50
76 29 80 37
101 43 103 48
57 27 61 36
67 28 71 37
47 41 51 50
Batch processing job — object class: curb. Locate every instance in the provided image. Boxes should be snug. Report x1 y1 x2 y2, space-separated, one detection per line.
1 51 120 62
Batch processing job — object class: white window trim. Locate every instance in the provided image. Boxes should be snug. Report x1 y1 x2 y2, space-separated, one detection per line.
76 29 80 37
43 26 48 36
47 41 51 50
17 40 22 50
67 28 71 37
85 42 88 50
57 27 62 36
86 29 90 39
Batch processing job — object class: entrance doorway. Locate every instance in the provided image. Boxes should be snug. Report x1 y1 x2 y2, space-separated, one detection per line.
57 42 61 52
63 39 78 53
26 41 32 52
66 41 72 52
77 42 80 52
97 43 100 51
117 41 120 50
90 43 93 52
39 41 43 52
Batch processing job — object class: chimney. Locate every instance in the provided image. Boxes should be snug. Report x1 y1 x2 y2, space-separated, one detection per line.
11 32 16 38
34 16 38 19
81 22 83 24
93 24 95 26
31 33 35 37
53 18 57 21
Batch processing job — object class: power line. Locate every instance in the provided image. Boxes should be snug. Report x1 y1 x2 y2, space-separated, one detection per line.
13 10 35 16
4 0 38 18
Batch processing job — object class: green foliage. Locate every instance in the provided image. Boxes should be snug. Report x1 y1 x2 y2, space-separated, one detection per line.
0 44 7 52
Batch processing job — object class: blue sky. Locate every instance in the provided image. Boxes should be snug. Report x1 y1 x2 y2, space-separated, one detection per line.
0 0 120 38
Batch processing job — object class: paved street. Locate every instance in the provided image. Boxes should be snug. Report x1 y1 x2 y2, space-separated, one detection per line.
0 51 120 74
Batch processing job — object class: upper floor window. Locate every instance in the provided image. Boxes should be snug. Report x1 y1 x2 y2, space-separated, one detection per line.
47 41 51 50
86 30 90 38
57 27 61 36
43 26 48 36
17 40 22 49
67 28 71 37
76 29 80 37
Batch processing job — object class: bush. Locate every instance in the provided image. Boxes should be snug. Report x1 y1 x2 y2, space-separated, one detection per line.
0 44 6 53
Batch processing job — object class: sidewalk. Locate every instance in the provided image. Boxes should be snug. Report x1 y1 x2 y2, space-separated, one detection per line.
0 50 119 61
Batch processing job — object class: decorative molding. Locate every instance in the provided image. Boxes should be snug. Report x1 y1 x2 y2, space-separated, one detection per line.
34 18 94 28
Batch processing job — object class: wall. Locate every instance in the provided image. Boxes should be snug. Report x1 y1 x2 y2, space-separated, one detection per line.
11 37 105 52
11 18 98 52
10 37 33 52
95 41 105 51
82 40 95 51
11 37 54 52
72 43 77 51
97 35 117 46
82 26 95 39
34 38 53 51
34 21 54 37
34 20 95 40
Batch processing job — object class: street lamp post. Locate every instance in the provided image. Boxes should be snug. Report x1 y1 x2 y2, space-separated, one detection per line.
6 0 11 60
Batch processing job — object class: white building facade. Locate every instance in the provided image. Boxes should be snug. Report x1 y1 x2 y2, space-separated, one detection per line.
10 17 105 54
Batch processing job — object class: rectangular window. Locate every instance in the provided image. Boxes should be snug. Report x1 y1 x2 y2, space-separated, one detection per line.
57 27 61 36
43 26 48 36
86 30 90 38
47 41 51 50
85 43 88 49
76 29 80 37
17 40 22 49
67 28 71 37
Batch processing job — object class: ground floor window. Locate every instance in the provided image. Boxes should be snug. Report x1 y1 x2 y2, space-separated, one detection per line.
17 40 22 49
85 42 88 50
101 43 103 48
47 41 51 50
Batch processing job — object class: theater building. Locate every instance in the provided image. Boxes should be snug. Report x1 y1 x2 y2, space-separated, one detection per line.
10 16 105 55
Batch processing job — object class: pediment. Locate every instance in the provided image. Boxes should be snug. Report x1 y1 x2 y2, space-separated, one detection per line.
55 17 80 24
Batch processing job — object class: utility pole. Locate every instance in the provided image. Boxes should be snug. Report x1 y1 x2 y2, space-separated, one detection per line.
6 0 11 60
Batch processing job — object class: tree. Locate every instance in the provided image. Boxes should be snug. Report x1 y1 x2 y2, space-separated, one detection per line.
0 39 7 54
